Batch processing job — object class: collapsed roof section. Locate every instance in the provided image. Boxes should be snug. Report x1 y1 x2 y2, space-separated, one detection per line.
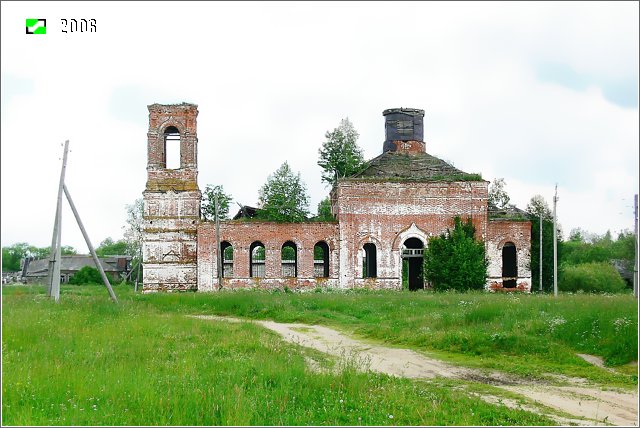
487 203 530 221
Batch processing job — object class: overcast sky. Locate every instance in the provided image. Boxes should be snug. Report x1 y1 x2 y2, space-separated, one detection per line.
1 1 638 253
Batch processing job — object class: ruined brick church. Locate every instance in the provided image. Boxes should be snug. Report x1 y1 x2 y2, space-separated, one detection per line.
142 103 531 292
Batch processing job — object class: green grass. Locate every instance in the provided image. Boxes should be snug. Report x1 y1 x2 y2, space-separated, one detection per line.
131 287 638 385
3 285 556 426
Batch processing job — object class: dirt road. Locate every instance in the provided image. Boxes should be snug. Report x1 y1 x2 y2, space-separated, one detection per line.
194 315 638 426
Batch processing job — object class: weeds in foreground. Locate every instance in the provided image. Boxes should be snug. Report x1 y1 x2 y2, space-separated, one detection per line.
126 287 638 383
2 286 555 425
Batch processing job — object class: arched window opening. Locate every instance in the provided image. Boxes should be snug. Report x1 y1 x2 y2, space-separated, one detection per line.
362 243 377 278
164 126 181 169
502 242 517 288
250 241 265 278
314 241 330 278
401 237 424 290
221 241 233 278
281 241 297 277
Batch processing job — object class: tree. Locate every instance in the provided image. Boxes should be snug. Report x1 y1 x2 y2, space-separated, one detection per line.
526 195 558 292
96 238 129 257
613 230 636 262
28 246 51 259
526 194 552 221
612 230 636 287
423 217 488 291
568 228 585 243
559 262 626 293
488 178 511 209
31 245 75 257
316 197 334 221
201 185 233 221
257 162 310 222
123 198 144 257
558 229 636 288
121 198 145 286
2 243 76 272
63 246 76 254
282 245 295 260
318 118 366 186
2 243 30 272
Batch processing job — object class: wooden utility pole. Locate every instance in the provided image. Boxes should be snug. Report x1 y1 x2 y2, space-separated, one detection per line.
121 258 140 284
51 223 62 301
634 194 638 298
215 193 223 289
63 184 118 303
47 141 69 299
539 210 543 292
553 184 558 297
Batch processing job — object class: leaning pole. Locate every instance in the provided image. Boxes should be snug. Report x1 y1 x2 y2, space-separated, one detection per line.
63 184 118 303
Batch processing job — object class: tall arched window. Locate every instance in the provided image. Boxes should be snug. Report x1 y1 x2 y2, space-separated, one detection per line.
250 241 265 278
164 126 181 169
401 237 424 290
281 241 297 277
314 241 330 278
363 243 377 278
502 242 517 288
221 241 233 278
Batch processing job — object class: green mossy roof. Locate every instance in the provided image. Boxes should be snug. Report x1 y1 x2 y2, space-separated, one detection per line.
488 203 531 221
346 151 484 182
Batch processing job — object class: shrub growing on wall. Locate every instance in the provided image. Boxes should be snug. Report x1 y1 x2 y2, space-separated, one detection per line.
423 217 488 291
559 262 627 293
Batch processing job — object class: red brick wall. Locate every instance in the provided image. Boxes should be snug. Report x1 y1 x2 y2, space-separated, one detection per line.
333 180 489 288
141 104 531 293
486 219 532 291
142 104 201 293
197 221 339 291
146 103 199 192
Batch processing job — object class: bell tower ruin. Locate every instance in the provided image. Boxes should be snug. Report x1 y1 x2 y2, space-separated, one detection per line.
142 103 201 292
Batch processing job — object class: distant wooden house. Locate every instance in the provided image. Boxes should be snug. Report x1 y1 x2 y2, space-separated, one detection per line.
21 255 132 284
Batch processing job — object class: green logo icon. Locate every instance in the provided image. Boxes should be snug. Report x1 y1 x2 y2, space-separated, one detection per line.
26 18 46 34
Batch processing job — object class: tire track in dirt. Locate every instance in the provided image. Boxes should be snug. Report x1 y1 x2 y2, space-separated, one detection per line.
193 315 638 426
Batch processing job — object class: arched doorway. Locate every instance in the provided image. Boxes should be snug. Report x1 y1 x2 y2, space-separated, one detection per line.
502 242 517 288
402 237 424 290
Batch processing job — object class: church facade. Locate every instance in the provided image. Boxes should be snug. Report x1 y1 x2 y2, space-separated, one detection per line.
142 103 531 292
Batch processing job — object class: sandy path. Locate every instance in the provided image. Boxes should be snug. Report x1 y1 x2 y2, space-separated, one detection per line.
193 315 638 426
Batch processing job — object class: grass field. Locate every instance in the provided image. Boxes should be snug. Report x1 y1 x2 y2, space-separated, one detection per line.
2 285 638 425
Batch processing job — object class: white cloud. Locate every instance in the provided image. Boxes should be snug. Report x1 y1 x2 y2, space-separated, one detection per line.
1 1 638 252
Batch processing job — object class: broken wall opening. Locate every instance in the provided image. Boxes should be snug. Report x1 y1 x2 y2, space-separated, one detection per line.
281 241 297 277
502 242 517 288
221 241 233 278
363 243 377 278
314 241 330 278
164 126 181 169
250 241 265 278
